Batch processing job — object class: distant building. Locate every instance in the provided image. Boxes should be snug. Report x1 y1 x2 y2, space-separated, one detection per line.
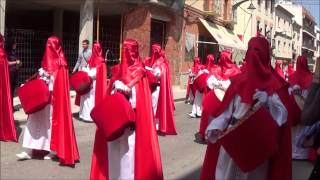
233 0 276 46
0 0 245 87
273 3 294 65
315 26 320 59
279 0 317 70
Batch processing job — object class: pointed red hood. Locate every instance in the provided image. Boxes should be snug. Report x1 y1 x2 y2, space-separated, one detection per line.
88 42 105 68
289 56 312 89
119 39 145 86
205 54 220 76
218 50 240 80
41 36 67 75
230 37 284 104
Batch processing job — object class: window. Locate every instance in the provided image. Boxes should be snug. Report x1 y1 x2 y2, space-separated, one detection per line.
257 21 261 33
258 0 261 6
271 0 275 14
264 24 268 36
278 40 281 51
284 42 286 52
214 0 222 16
278 17 281 28
265 0 269 11
289 43 291 50
233 8 238 22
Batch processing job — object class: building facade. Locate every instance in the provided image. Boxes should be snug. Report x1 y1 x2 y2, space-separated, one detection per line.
315 26 320 62
233 0 275 47
273 3 294 64
280 1 317 69
0 0 243 87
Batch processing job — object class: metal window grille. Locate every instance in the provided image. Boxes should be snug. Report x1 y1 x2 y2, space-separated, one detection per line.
5 29 79 84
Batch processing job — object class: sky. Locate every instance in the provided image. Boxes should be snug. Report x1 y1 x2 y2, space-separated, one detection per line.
293 0 320 26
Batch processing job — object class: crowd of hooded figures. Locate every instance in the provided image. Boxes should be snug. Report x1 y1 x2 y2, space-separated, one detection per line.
1 32 320 180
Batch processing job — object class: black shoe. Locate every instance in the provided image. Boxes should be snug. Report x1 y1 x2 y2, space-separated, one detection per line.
194 132 207 144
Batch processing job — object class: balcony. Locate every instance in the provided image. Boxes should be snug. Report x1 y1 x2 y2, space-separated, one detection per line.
303 23 316 38
302 40 316 51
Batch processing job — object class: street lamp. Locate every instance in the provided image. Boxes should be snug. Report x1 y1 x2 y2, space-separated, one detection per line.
247 0 256 11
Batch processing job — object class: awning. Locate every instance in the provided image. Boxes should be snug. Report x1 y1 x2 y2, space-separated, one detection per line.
199 18 246 51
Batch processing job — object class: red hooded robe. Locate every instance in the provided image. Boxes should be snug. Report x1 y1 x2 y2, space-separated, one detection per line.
275 60 285 79
0 33 17 142
200 37 291 180
148 44 177 135
198 51 240 140
41 36 79 165
186 57 203 99
90 39 163 180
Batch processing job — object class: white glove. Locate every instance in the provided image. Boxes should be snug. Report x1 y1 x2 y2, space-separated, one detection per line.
114 80 129 92
145 66 153 71
207 75 220 90
202 69 209 74
82 66 90 73
38 68 45 76
153 68 161 78
288 85 301 95
252 90 268 111
88 68 97 79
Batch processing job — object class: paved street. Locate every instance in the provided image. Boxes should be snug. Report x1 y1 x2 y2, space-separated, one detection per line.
0 94 315 180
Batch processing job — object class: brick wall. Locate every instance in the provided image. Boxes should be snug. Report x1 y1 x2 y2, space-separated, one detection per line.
123 6 151 59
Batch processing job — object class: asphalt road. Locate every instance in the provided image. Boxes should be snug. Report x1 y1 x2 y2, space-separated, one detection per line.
0 101 315 179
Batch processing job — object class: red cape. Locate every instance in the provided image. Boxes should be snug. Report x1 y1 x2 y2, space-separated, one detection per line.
50 66 80 165
89 76 163 180
90 39 163 180
0 48 17 142
154 59 177 135
200 74 291 180
89 63 108 180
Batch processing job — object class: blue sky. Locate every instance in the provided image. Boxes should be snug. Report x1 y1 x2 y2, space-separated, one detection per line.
294 0 320 25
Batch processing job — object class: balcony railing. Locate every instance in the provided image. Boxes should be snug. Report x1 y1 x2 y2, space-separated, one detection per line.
302 41 316 51
303 25 316 37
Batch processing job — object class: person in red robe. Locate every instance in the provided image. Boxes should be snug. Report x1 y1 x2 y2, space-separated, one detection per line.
285 63 295 80
0 33 17 142
90 39 163 180
195 50 240 143
76 42 107 122
275 60 285 79
288 56 313 160
186 57 203 103
16 36 79 166
144 44 177 135
200 36 291 180
189 54 216 118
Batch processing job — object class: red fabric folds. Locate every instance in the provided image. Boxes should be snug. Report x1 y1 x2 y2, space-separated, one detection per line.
220 107 279 172
275 60 285 79
0 34 17 142
42 36 79 165
198 90 222 139
217 50 240 80
17 79 50 114
150 44 177 135
286 63 295 77
289 56 312 90
200 37 291 179
205 54 219 75
90 39 163 180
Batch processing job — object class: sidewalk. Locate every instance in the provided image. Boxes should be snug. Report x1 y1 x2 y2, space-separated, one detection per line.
13 86 186 122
